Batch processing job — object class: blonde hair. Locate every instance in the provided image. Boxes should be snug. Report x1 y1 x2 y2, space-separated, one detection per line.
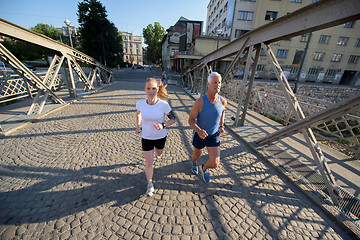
145 78 169 99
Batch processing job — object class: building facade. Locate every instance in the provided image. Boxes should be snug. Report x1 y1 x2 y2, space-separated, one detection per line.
161 17 203 71
58 25 78 47
121 32 143 66
205 0 360 85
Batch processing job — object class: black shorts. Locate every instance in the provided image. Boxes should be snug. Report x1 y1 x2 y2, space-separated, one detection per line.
142 136 167 151
192 131 220 149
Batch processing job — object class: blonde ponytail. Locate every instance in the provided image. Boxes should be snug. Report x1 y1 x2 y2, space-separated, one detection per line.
145 78 169 99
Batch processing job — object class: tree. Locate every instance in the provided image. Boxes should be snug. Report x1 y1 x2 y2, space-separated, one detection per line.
143 22 166 64
2 23 62 62
30 23 62 41
77 0 122 67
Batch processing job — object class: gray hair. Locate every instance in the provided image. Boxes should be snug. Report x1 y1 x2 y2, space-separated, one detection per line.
207 72 221 83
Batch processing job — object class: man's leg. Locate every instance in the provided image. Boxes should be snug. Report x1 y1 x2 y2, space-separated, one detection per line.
203 146 220 171
191 147 202 175
192 147 202 164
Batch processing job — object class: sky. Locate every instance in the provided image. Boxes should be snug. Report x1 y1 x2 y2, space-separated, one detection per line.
0 0 209 36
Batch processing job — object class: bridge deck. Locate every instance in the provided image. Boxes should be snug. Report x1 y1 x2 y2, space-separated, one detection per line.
0 68 358 239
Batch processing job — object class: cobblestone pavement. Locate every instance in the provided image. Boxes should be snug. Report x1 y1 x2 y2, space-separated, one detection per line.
0 79 352 239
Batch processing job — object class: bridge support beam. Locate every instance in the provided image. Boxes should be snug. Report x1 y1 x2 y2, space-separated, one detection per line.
257 42 339 205
234 45 261 127
28 54 65 115
0 43 66 111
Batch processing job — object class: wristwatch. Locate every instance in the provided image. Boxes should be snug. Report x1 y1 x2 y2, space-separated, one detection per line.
162 123 166 129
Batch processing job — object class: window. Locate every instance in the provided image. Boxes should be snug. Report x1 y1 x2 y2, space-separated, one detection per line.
331 53 342 62
348 55 359 64
344 21 355 28
337 37 349 46
356 39 360 47
313 52 325 61
235 29 249 38
260 49 267 56
319 35 330 44
238 11 254 21
325 69 336 77
290 0 302 2
291 66 299 74
256 64 265 72
276 49 288 58
300 34 309 42
308 68 319 75
265 11 278 21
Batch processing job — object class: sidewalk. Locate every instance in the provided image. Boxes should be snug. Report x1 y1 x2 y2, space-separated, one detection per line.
0 77 358 239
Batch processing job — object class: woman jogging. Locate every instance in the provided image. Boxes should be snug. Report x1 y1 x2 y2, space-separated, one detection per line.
135 78 176 196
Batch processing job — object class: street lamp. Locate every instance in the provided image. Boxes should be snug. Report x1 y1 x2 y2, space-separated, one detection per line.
64 19 73 48
216 28 223 50
214 28 223 71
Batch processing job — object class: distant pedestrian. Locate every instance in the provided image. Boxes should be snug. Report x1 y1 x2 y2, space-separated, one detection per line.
135 78 176 196
161 70 167 85
188 72 227 182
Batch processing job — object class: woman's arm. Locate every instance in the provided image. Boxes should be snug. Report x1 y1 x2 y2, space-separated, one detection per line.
135 110 141 134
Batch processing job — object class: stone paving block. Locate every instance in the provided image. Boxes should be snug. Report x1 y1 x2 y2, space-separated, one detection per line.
0 78 355 239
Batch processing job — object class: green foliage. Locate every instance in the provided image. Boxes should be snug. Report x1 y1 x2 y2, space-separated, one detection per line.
30 23 62 41
77 0 123 67
2 23 62 62
2 38 54 62
143 22 166 63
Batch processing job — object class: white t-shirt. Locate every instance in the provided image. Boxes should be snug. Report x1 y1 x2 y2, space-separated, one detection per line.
136 98 172 140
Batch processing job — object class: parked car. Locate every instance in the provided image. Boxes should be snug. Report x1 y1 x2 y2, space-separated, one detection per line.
22 62 36 71
0 61 36 72
136 65 144 69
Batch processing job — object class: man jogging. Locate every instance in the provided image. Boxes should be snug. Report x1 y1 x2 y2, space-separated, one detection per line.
188 72 227 182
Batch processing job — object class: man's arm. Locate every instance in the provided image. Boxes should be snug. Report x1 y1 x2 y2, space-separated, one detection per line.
188 98 208 139
219 97 227 135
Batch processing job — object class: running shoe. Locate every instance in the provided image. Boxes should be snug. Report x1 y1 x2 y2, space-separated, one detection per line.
200 164 210 183
146 184 154 196
192 162 199 175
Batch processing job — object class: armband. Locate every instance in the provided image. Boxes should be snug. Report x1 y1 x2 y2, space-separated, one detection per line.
167 110 176 120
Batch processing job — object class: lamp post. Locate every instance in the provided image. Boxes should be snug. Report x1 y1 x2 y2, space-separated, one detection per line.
214 28 223 71
216 28 223 49
64 19 73 48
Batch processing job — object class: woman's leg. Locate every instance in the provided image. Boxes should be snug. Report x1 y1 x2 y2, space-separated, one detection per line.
154 148 164 157
143 150 155 184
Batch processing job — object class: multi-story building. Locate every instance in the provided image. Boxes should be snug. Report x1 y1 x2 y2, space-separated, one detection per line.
121 32 143 66
58 25 78 47
205 0 360 85
161 17 203 70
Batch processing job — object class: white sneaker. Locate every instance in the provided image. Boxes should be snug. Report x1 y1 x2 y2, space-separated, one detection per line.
146 184 154 196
